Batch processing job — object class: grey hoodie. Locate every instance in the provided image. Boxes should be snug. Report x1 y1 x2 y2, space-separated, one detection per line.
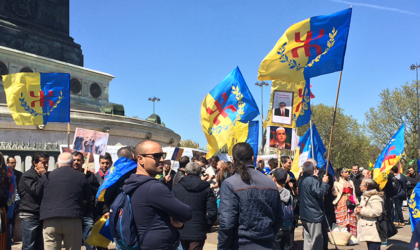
278 186 292 230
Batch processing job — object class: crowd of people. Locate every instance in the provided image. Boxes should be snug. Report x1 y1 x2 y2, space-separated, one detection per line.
0 141 417 250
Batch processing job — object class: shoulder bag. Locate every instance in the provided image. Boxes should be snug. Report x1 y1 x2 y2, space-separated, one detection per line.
366 196 398 240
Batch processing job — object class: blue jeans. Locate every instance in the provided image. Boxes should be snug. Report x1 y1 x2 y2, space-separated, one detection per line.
83 214 95 250
21 218 43 250
393 197 404 223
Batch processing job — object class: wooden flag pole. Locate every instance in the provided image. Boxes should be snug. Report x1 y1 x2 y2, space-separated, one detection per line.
278 148 282 169
84 153 90 174
67 123 70 150
169 160 175 174
325 71 343 175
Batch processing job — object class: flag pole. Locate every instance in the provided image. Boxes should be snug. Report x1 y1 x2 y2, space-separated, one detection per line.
67 123 70 150
310 120 315 159
325 71 343 175
84 153 90 174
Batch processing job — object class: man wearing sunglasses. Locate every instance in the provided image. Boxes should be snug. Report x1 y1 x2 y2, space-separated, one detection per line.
123 141 192 250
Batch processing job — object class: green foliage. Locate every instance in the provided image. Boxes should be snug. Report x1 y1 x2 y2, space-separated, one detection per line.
365 81 418 173
298 104 376 169
180 140 200 149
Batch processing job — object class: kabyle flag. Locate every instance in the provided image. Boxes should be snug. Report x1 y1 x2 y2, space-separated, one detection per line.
258 8 352 82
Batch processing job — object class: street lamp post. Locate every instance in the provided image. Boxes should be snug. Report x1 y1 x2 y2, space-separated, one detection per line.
255 81 269 153
148 97 160 114
411 63 420 157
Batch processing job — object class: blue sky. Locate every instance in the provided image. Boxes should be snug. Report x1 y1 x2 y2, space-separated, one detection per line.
70 0 420 147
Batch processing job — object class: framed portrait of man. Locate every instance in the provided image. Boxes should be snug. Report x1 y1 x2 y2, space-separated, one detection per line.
266 126 297 150
272 90 293 125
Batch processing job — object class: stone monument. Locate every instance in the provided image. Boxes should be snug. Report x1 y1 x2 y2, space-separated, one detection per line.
0 0 181 171
0 0 83 66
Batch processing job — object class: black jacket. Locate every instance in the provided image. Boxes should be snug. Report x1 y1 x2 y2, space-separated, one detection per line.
40 166 91 220
172 175 217 241
18 167 43 218
298 172 329 223
350 172 363 198
407 173 420 196
172 169 185 188
12 169 22 193
163 170 176 191
124 174 192 250
85 171 100 215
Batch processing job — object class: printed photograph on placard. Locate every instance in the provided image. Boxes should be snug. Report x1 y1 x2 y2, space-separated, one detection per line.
72 128 109 156
266 126 297 150
60 145 95 172
272 90 293 125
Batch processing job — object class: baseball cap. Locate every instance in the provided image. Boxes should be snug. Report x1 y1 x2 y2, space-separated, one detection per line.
273 168 288 183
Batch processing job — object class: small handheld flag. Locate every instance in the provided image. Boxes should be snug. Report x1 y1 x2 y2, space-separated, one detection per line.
171 148 185 161
3 73 70 125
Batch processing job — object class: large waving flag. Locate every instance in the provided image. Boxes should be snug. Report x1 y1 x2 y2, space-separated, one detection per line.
201 67 259 158
3 73 70 125
373 124 405 190
409 182 420 231
258 8 352 82
264 80 311 129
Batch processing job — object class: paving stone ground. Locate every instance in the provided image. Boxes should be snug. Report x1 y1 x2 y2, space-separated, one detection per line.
10 208 413 250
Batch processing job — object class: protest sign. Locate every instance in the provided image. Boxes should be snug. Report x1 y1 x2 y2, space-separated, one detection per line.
60 145 95 172
72 128 109 156
266 126 297 151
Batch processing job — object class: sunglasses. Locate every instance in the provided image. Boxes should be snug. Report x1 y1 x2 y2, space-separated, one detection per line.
140 152 167 160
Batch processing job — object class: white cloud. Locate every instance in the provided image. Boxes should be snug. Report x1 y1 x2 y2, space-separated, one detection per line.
331 0 419 16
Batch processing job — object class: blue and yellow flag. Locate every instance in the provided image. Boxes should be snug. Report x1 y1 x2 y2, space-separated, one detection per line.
373 124 405 190
96 157 137 202
258 8 352 82
171 148 184 161
3 73 70 126
409 182 420 231
229 121 259 161
201 67 259 158
264 79 311 128
86 215 113 248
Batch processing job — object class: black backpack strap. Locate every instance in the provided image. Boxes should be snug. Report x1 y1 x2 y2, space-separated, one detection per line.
138 214 158 247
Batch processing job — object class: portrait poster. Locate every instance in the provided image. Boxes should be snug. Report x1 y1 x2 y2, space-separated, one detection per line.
60 145 95 172
72 128 109 156
266 126 297 151
271 91 293 125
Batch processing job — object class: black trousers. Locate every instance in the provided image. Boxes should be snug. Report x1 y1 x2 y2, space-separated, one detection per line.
367 242 381 250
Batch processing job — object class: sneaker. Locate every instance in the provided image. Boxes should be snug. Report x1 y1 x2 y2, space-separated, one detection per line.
399 222 405 226
393 222 399 226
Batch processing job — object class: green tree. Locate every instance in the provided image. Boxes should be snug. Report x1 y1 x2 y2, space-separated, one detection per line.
365 81 417 173
179 140 200 149
298 104 374 169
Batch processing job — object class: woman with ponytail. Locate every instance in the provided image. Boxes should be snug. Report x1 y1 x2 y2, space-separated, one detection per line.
218 143 283 250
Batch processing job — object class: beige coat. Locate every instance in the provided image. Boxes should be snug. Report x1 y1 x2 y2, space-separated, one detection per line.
357 190 384 243
332 179 359 205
